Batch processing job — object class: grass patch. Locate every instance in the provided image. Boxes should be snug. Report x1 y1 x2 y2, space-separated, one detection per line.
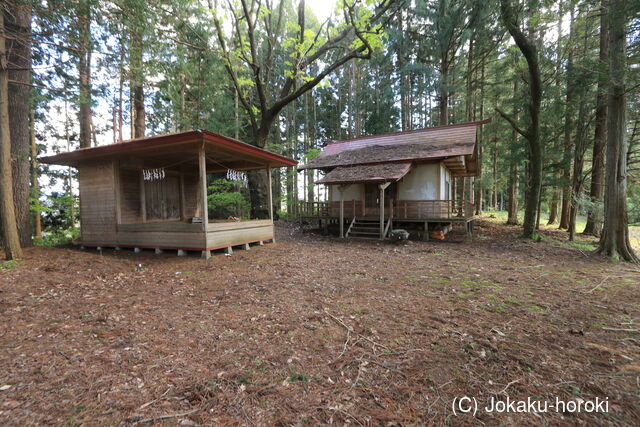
0 259 21 272
567 242 597 251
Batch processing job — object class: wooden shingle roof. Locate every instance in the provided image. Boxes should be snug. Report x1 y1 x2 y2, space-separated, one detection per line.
316 162 412 185
300 119 490 175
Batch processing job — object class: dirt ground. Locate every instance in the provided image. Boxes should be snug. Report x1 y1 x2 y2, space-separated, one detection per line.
1 218 639 426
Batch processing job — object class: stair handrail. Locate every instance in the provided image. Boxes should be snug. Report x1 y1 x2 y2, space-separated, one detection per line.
383 217 392 239
345 216 357 237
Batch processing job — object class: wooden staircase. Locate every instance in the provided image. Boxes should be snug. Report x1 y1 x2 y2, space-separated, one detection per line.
346 218 384 239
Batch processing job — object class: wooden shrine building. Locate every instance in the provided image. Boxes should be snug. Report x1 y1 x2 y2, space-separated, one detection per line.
298 119 490 239
40 130 297 258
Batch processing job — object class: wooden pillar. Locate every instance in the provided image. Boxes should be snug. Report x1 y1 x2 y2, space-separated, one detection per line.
198 143 210 259
339 186 345 238
379 182 390 239
379 186 384 239
198 143 208 228
140 170 146 222
267 166 273 222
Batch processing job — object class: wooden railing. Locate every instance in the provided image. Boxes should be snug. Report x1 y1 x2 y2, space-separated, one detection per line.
300 199 474 220
298 201 330 217
391 200 475 219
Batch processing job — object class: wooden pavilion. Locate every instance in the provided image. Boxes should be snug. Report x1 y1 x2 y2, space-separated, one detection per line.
298 119 490 240
40 130 297 258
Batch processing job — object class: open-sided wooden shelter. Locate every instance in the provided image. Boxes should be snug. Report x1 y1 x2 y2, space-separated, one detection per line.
40 130 297 258
298 119 490 239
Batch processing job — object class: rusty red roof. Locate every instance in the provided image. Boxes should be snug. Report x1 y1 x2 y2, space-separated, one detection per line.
40 129 297 168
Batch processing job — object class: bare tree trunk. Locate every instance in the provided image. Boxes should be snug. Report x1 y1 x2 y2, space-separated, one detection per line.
78 0 92 148
5 2 32 247
584 0 608 236
0 11 23 259
559 6 576 230
596 0 638 262
499 0 543 238
439 58 449 126
507 161 519 225
475 58 485 215
131 32 145 138
30 107 41 240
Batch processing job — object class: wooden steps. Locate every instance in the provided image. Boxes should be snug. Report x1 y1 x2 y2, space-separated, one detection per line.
346 218 382 239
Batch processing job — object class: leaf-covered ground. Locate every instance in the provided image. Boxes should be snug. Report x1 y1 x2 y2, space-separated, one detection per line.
1 218 639 425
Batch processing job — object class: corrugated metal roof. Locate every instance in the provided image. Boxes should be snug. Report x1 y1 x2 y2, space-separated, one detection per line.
316 162 412 185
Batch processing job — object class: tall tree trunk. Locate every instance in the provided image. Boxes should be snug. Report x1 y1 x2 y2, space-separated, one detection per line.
30 107 41 240
499 0 543 238
547 2 563 226
507 160 519 225
0 11 23 259
439 57 449 127
475 58 485 215
78 0 92 148
559 6 576 230
131 32 145 138
584 0 608 236
568 104 588 241
6 2 32 247
596 0 638 262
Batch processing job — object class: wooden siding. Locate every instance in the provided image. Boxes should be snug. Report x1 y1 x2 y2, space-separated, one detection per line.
182 174 199 218
81 220 275 250
78 160 117 246
119 168 141 223
115 231 206 249
206 220 274 249
145 175 181 221
118 222 201 233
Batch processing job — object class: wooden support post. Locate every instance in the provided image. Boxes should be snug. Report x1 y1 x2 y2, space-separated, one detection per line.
140 171 146 222
338 185 345 238
267 166 273 222
424 222 429 241
198 143 208 230
379 182 390 239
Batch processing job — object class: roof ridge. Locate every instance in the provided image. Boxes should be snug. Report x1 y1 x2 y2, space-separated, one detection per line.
325 118 491 146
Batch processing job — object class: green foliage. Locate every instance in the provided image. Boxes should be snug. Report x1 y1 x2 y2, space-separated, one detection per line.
40 192 79 230
0 260 21 272
36 227 80 248
207 179 250 219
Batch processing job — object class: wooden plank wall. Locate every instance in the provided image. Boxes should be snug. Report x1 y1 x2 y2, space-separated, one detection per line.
145 175 181 221
182 174 200 219
78 160 117 245
206 221 274 249
119 168 141 223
